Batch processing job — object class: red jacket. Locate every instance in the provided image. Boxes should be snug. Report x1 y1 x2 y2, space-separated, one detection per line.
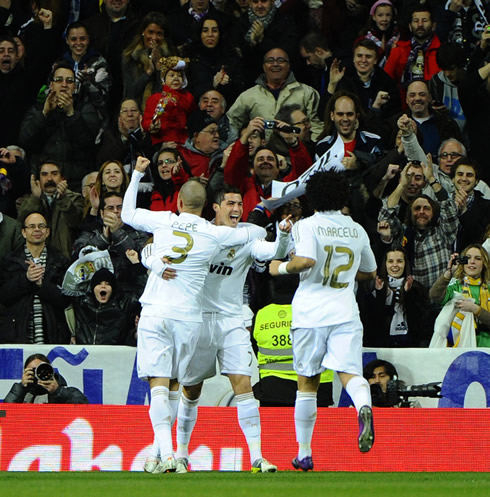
224 140 312 221
142 86 196 146
149 166 189 212
384 36 441 85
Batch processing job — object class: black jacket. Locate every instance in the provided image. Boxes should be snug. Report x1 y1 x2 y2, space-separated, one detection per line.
4 372 88 404
0 245 70 344
73 292 139 346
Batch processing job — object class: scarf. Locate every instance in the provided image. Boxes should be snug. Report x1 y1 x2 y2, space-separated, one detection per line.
365 28 399 67
402 35 434 85
448 276 490 346
25 245 48 344
245 5 277 46
388 276 408 336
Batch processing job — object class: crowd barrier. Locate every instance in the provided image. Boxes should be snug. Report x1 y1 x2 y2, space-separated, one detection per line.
0 405 489 472
1 345 489 407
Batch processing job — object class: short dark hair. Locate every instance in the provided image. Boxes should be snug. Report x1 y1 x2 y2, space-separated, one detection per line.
299 31 329 52
305 171 349 212
363 359 398 381
274 104 303 124
49 60 75 81
410 4 433 22
450 157 480 180
66 21 89 38
0 35 18 53
213 185 241 205
38 160 64 178
353 38 379 58
100 192 124 210
436 42 466 70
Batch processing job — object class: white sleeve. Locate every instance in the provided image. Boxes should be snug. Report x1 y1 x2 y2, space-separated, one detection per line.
140 243 167 278
358 232 377 273
292 220 316 261
215 223 266 248
250 227 290 260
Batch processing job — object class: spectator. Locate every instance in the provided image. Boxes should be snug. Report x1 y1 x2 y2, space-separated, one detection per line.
86 0 140 113
122 11 176 110
430 245 490 347
0 146 30 218
378 189 459 290
358 0 399 68
59 21 112 119
17 161 84 259
71 267 139 345
298 31 334 119
19 61 100 192
362 245 431 347
0 212 70 344
142 57 196 147
187 15 245 106
199 89 238 145
149 147 190 212
4 353 88 403
227 47 323 142
384 5 441 97
231 0 298 83
403 80 462 159
225 117 311 220
451 158 490 252
73 192 149 298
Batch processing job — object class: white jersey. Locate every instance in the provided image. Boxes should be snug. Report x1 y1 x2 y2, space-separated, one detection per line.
203 222 290 316
122 171 265 321
291 211 376 328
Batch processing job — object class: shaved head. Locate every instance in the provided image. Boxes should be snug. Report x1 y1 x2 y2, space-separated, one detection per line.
178 179 207 212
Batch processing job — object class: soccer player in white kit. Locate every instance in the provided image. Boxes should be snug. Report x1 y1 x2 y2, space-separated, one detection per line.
121 157 266 473
270 170 377 471
142 185 292 473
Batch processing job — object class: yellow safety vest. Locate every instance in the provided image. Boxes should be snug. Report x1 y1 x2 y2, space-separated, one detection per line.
253 304 333 383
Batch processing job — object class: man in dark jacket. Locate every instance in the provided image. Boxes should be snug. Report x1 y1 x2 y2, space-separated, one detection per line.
0 212 70 344
4 353 88 404
19 62 100 192
72 267 139 345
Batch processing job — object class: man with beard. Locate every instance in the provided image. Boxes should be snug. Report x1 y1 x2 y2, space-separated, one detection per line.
378 175 459 289
17 162 84 259
384 6 441 99
0 212 71 344
4 353 88 403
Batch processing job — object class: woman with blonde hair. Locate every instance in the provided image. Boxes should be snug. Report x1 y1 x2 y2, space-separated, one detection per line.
122 11 177 109
430 244 490 347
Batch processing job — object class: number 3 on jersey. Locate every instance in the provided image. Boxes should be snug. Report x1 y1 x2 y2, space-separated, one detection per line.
168 230 194 264
322 245 354 288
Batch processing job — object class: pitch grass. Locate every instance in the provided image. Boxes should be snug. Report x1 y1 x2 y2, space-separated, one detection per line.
1 472 489 497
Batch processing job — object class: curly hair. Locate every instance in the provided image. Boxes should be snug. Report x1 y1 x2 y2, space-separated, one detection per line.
305 171 349 212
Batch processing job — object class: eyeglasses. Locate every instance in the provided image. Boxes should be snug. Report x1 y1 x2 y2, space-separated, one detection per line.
52 76 75 84
264 57 289 65
103 205 123 212
157 159 177 165
120 108 139 115
24 223 48 230
292 117 310 126
439 152 463 160
285 202 302 209
201 128 219 136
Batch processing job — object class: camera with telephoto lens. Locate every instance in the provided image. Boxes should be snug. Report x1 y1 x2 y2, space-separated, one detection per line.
370 376 442 407
33 362 54 383
456 255 469 265
263 120 301 134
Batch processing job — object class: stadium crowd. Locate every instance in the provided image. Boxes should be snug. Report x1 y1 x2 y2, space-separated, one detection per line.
0 0 490 352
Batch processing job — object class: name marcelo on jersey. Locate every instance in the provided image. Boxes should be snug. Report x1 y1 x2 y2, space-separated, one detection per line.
318 226 359 238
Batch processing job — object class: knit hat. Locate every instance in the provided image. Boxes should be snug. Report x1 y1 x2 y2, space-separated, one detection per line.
187 110 216 139
90 267 116 293
369 0 394 16
160 56 190 88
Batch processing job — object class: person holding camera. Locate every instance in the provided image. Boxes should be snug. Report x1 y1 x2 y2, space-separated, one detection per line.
430 244 490 347
4 353 88 404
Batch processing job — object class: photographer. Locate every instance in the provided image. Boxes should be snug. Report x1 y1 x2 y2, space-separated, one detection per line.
4 353 88 404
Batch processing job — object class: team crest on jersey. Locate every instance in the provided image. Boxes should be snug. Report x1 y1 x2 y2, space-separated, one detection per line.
227 249 236 259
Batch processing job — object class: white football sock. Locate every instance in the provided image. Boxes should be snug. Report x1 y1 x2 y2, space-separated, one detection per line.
175 394 199 459
169 389 180 425
149 386 173 459
345 375 372 413
236 392 262 464
294 391 317 459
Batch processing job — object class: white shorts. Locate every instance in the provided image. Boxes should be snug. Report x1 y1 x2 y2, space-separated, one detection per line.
137 312 200 382
292 320 363 377
181 314 254 386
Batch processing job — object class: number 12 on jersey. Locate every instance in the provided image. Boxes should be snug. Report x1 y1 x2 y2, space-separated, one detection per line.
322 245 354 288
